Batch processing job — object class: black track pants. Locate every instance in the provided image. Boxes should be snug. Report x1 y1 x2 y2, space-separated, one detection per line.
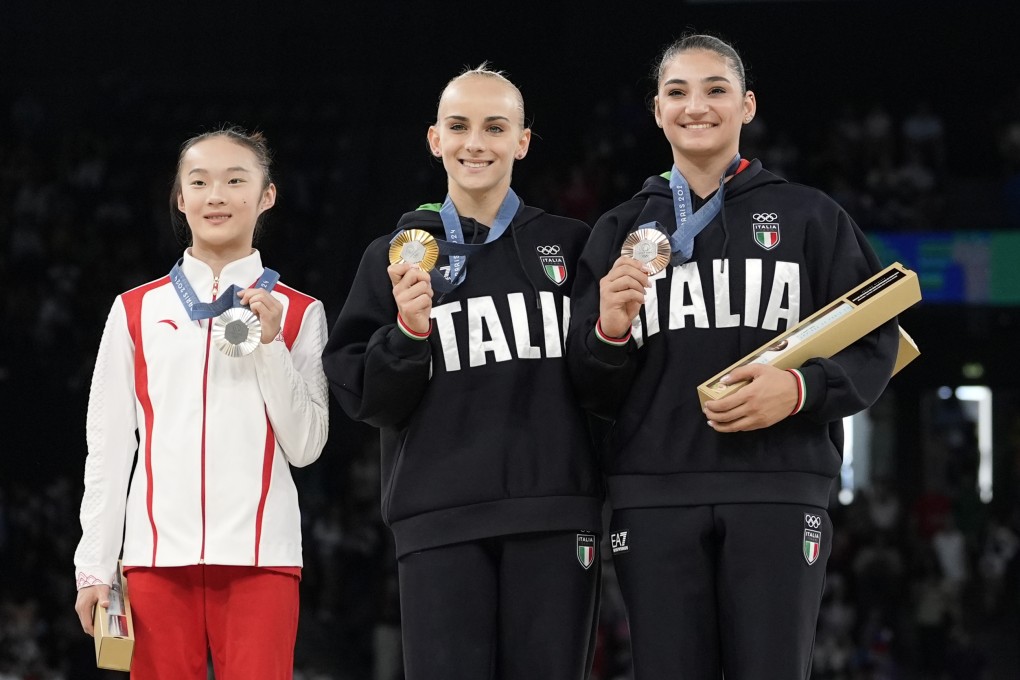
397 531 601 680
610 504 831 680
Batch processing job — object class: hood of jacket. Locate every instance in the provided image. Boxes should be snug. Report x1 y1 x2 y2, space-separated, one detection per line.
392 201 547 242
632 158 786 203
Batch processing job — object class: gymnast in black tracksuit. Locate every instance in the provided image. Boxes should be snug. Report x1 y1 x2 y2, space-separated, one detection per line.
322 66 601 680
566 35 899 679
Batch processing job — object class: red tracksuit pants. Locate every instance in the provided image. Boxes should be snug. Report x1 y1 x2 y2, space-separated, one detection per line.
124 565 300 680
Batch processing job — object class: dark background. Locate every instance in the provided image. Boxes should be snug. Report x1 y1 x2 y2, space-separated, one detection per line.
2 1 1019 678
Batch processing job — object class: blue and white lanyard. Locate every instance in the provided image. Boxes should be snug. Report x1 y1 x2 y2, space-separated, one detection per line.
431 188 521 292
668 154 742 265
169 259 279 321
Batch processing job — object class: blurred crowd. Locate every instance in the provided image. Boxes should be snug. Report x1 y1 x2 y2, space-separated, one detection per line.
2 72 1020 679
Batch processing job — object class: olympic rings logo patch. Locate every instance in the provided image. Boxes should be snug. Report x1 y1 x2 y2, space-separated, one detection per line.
536 245 561 255
804 514 822 529
752 212 778 223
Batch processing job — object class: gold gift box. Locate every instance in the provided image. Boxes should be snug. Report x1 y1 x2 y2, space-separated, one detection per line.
93 564 135 672
892 325 920 375
697 262 921 407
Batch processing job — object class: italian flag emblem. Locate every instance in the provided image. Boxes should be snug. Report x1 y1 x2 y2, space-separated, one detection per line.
576 533 595 570
541 256 568 286
803 529 821 565
753 222 780 250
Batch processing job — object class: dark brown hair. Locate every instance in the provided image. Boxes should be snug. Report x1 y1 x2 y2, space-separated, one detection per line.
654 33 749 93
169 125 274 246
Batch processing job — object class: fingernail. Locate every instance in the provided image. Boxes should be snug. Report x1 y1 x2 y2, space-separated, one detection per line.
719 374 731 385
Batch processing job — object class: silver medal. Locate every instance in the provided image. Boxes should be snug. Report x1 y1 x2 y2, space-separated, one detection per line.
212 307 261 357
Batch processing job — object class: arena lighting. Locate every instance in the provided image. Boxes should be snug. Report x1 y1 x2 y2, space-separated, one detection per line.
838 411 872 506
954 385 993 503
838 414 856 505
962 362 985 379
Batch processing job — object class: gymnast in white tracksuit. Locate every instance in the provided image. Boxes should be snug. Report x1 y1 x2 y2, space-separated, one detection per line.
73 126 328 679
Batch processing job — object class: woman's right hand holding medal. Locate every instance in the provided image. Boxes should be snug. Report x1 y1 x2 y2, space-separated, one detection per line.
389 263 434 335
599 256 650 338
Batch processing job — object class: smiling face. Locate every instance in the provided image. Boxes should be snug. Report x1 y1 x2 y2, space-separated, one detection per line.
654 49 756 167
426 74 531 205
175 135 276 259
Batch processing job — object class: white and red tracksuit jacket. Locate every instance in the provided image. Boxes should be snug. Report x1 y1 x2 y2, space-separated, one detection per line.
74 250 329 589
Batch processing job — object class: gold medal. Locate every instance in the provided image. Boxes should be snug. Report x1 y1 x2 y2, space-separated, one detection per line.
621 228 671 274
389 229 439 272
212 307 262 357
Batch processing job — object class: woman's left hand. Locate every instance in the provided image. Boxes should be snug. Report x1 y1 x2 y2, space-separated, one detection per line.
702 364 798 432
238 288 283 344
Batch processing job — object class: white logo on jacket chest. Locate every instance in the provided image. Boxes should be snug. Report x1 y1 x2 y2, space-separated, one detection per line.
536 244 568 286
430 292 570 372
631 259 801 347
752 212 781 250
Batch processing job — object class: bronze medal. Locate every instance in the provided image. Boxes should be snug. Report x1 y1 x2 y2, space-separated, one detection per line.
621 228 671 274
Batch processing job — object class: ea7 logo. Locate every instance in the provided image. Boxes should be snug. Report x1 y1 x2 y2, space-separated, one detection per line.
610 531 629 554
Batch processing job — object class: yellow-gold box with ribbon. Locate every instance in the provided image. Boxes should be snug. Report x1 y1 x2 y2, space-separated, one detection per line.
697 262 921 407
93 564 134 672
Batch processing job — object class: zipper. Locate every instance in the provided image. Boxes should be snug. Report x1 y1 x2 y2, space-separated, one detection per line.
198 276 218 564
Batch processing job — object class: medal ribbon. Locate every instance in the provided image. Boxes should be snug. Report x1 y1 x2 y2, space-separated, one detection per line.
431 188 520 292
668 154 741 265
169 259 280 321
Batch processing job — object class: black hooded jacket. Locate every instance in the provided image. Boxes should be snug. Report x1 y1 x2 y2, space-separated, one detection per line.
566 159 899 510
323 199 603 558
